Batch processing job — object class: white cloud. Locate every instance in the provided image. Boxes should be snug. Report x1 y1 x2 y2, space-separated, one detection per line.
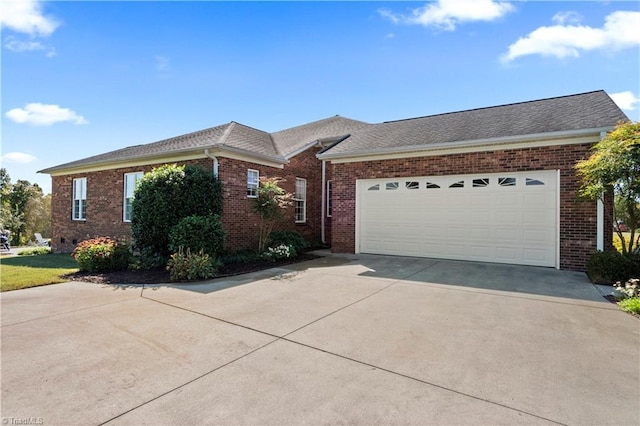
4 35 55 56
502 10 640 62
610 91 640 111
0 0 59 37
1 152 37 164
154 55 170 71
552 11 583 25
5 103 88 126
4 35 45 52
379 0 514 31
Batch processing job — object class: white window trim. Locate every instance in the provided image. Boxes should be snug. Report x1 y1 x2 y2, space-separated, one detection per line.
326 180 332 217
295 177 307 223
72 177 87 221
123 172 143 222
247 169 259 198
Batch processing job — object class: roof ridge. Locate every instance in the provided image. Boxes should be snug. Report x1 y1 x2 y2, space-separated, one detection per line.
218 121 236 146
271 115 351 134
229 120 272 135
383 90 607 124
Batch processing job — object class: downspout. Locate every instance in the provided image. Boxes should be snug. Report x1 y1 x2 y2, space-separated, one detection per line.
596 131 607 251
204 149 219 177
321 160 326 244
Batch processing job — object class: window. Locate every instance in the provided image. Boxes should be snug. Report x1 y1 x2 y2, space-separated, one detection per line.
295 178 307 223
526 178 544 186
368 184 380 191
425 182 440 189
123 172 143 222
386 182 399 190
472 178 490 187
72 178 87 220
405 181 419 190
326 180 333 217
247 169 259 197
499 177 516 187
449 180 464 188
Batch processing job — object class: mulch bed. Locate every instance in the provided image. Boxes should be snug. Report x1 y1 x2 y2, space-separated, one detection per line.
64 253 320 285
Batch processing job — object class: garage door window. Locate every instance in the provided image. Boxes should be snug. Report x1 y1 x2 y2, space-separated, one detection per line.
405 181 419 190
526 178 545 186
386 182 399 190
472 178 490 187
426 182 440 189
499 177 516 186
368 184 380 191
449 181 464 188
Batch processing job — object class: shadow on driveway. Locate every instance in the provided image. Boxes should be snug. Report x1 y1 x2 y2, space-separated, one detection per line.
135 252 605 304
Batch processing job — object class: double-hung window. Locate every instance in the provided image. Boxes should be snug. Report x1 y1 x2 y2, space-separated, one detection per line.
247 169 259 198
295 178 307 223
123 172 143 222
72 178 87 220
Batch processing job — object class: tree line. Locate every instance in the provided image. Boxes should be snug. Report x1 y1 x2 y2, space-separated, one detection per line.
0 168 51 246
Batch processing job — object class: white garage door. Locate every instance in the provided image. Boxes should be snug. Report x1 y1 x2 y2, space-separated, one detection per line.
357 170 558 267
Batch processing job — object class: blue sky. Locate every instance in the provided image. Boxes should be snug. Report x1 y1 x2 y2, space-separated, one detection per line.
2 0 639 194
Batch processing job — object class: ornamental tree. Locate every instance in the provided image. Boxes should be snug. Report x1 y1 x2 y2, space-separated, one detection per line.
251 177 293 252
575 121 640 254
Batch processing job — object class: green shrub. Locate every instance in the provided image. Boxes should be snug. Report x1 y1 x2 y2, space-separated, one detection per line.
166 247 221 281
618 297 640 314
268 230 308 253
131 164 223 259
17 247 51 256
169 215 225 258
71 237 131 272
261 244 296 261
586 251 640 284
130 247 168 270
220 249 260 265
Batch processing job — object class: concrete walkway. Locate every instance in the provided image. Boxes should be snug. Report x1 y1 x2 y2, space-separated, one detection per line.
1 254 638 425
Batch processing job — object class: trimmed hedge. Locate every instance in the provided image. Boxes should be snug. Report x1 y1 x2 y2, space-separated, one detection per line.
131 164 223 259
169 215 226 258
586 251 640 284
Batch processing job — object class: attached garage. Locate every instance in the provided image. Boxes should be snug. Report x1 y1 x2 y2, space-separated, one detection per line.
319 91 628 271
356 170 558 267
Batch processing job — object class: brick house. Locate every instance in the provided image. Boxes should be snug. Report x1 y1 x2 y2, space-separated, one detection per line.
40 90 627 270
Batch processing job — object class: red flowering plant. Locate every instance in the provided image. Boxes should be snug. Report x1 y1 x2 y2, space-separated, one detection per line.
71 237 131 272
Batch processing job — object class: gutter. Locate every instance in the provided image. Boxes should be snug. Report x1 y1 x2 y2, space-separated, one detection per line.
316 126 615 160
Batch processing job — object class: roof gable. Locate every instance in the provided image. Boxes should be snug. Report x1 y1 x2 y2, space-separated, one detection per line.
271 115 370 156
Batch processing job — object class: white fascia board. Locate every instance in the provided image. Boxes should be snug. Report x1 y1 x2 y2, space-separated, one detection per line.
317 127 613 163
210 146 287 168
283 135 349 160
41 146 287 176
40 151 210 176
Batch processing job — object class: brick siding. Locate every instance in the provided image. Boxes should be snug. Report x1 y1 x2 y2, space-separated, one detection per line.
50 151 327 254
330 143 611 271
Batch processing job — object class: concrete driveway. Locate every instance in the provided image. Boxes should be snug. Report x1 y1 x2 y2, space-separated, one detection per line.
1 254 638 425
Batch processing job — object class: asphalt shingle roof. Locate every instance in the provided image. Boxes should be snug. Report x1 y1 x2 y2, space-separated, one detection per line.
271 116 371 156
40 90 627 173
320 90 627 157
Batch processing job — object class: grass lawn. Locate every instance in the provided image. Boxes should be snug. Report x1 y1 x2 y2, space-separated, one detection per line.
0 254 78 292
